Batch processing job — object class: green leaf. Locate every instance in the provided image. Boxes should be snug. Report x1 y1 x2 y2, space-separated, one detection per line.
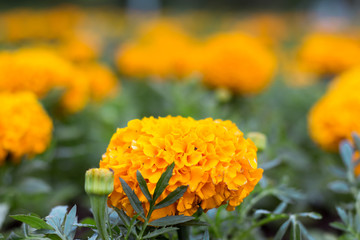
143 227 178 239
291 223 301 240
18 178 51 195
298 222 315 240
119 177 145 218
137 170 152 202
149 215 195 227
352 133 360 151
202 230 209 240
253 209 271 218
0 233 4 240
45 205 68 231
298 212 322 220
330 222 348 232
336 207 348 224
179 220 210 226
64 205 77 239
112 206 130 228
328 181 350 194
0 203 9 229
274 219 291 240
153 162 175 202
10 215 53 230
155 186 188 210
274 202 288 214
339 141 353 171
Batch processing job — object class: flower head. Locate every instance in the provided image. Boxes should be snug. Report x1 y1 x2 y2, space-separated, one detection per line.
201 32 276 94
308 67 360 151
100 116 263 220
297 33 360 76
115 21 199 79
0 92 53 164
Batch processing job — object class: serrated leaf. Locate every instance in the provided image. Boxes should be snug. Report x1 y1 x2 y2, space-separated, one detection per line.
336 207 348 224
64 205 77 239
45 205 68 230
328 181 351 194
10 215 53 230
202 230 209 240
143 227 178 239
330 222 348 231
298 212 322 220
153 162 175 202
155 186 188 210
149 215 194 227
274 219 291 240
352 133 360 151
298 222 315 240
339 141 353 171
179 220 210 226
112 206 130 227
137 170 152 202
120 178 145 218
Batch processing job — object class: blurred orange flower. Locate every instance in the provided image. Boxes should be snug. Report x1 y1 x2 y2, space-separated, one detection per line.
0 92 53 164
201 32 277 94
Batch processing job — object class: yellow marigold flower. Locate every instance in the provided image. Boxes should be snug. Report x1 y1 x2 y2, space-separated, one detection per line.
297 33 360 76
308 67 360 151
0 92 53 164
201 32 277 94
100 116 263 221
0 48 90 113
77 62 119 102
115 21 199 79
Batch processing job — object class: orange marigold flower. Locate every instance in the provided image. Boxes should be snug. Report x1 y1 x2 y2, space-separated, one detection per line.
308 67 360 151
77 62 119 102
0 92 53 164
201 32 277 94
0 48 90 113
115 21 199 79
100 116 263 221
297 33 360 76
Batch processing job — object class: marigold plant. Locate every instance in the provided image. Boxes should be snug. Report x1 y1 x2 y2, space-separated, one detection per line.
297 33 360 76
200 32 277 94
308 67 360 151
100 116 263 221
0 92 53 164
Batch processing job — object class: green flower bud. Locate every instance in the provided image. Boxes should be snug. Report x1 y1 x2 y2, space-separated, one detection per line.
85 168 114 196
247 132 267 152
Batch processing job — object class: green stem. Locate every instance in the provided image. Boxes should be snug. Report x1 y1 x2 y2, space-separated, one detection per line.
177 225 191 240
202 213 221 238
241 189 273 219
89 195 110 240
137 206 154 240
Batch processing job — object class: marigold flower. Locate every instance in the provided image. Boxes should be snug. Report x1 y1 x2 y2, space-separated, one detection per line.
308 67 360 151
77 62 119 102
100 116 263 221
201 32 277 94
0 92 53 164
0 48 90 113
115 21 199 79
297 33 360 76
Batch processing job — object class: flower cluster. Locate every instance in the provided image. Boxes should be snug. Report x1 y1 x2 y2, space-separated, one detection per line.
116 21 199 79
201 32 277 94
0 48 118 113
297 33 360 76
0 6 83 42
0 92 53 164
100 116 263 220
308 67 360 151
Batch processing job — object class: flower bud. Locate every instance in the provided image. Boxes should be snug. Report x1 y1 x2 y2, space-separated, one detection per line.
85 168 114 195
247 132 267 151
